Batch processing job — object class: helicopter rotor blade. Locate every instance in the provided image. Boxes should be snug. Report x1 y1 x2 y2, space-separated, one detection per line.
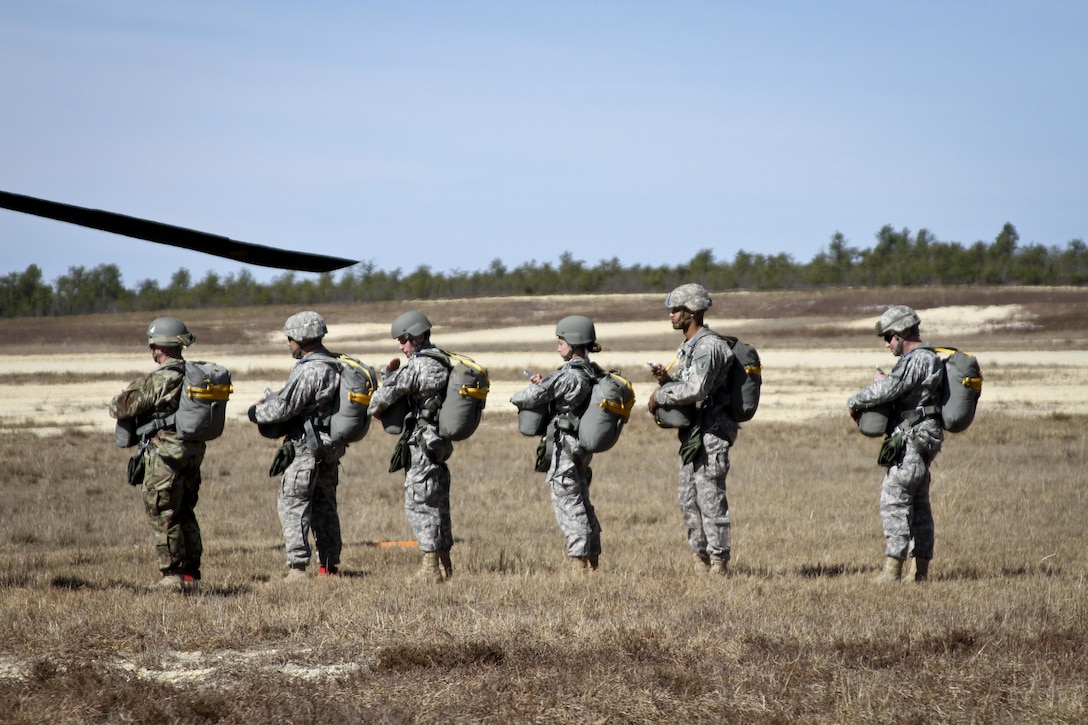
0 190 358 274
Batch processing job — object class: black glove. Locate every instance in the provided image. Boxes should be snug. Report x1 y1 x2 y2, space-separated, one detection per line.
269 441 295 477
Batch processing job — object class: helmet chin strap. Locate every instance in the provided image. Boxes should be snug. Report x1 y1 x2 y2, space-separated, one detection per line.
893 335 905 356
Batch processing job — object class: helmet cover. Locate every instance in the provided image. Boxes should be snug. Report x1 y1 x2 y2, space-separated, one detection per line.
664 283 712 312
875 305 921 336
283 311 328 341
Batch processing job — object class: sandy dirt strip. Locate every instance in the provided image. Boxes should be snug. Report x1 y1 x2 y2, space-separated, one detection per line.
1 303 1083 433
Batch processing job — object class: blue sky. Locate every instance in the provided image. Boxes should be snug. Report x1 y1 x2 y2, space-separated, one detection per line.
2 1 1085 287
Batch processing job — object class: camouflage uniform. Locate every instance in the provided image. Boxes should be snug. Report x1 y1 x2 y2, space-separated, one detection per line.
110 361 206 580
510 358 602 559
368 345 454 553
654 328 738 562
251 345 344 570
848 347 944 561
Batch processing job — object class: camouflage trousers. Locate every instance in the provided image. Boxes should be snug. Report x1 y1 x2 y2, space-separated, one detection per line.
880 425 942 560
677 428 736 559
141 441 205 577
546 432 601 558
403 433 453 553
277 442 342 569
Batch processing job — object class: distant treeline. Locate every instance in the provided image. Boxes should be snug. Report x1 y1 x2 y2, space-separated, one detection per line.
2 223 1085 318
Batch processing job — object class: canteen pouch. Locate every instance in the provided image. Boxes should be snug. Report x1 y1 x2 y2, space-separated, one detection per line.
269 441 295 477
876 433 906 467
678 424 704 465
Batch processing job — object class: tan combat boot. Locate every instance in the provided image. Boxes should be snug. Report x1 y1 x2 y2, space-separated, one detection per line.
709 554 729 576
692 553 710 573
416 552 444 583
873 556 903 584
585 555 599 572
437 550 453 581
153 574 184 592
283 564 308 582
568 556 588 574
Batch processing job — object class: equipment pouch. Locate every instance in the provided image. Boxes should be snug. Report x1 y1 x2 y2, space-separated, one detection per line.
269 441 295 477
534 436 549 473
126 450 145 486
678 424 704 465
877 433 907 467
389 430 411 473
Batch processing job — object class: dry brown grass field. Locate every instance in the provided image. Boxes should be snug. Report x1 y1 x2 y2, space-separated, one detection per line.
1 286 1086 723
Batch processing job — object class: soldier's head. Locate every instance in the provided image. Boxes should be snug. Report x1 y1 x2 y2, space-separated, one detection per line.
664 283 711 331
555 315 601 360
391 311 432 355
146 317 193 362
283 311 327 359
875 305 921 356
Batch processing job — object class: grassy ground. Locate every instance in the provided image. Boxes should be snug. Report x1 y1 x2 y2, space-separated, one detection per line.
1 287 1086 723
0 411 1085 723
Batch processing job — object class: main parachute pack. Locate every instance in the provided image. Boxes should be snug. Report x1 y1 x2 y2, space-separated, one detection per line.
577 368 636 453
118 360 234 446
379 349 490 442
856 345 983 436
653 331 762 428
437 350 490 441
311 352 379 445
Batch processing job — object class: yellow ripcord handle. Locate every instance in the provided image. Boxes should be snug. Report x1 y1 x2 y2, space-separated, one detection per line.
188 383 232 401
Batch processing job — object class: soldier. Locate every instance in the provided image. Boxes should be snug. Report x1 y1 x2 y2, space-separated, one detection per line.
848 305 944 583
367 311 455 582
109 317 205 592
647 284 738 575
511 315 604 572
248 311 344 581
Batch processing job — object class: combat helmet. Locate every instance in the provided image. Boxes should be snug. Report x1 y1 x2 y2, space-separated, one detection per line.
665 283 712 312
875 305 921 337
283 311 328 342
391 311 432 339
147 317 195 347
555 315 596 346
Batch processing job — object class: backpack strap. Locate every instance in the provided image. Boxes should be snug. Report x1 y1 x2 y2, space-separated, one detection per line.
136 361 186 438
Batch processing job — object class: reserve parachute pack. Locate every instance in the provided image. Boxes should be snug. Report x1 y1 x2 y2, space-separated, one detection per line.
312 352 379 444
929 346 983 432
131 361 233 443
577 366 636 453
437 349 490 441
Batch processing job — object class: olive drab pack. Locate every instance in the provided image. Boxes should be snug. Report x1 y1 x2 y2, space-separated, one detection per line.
136 361 233 442
722 335 762 423
929 346 983 432
437 350 490 441
311 352 379 445
577 369 636 453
